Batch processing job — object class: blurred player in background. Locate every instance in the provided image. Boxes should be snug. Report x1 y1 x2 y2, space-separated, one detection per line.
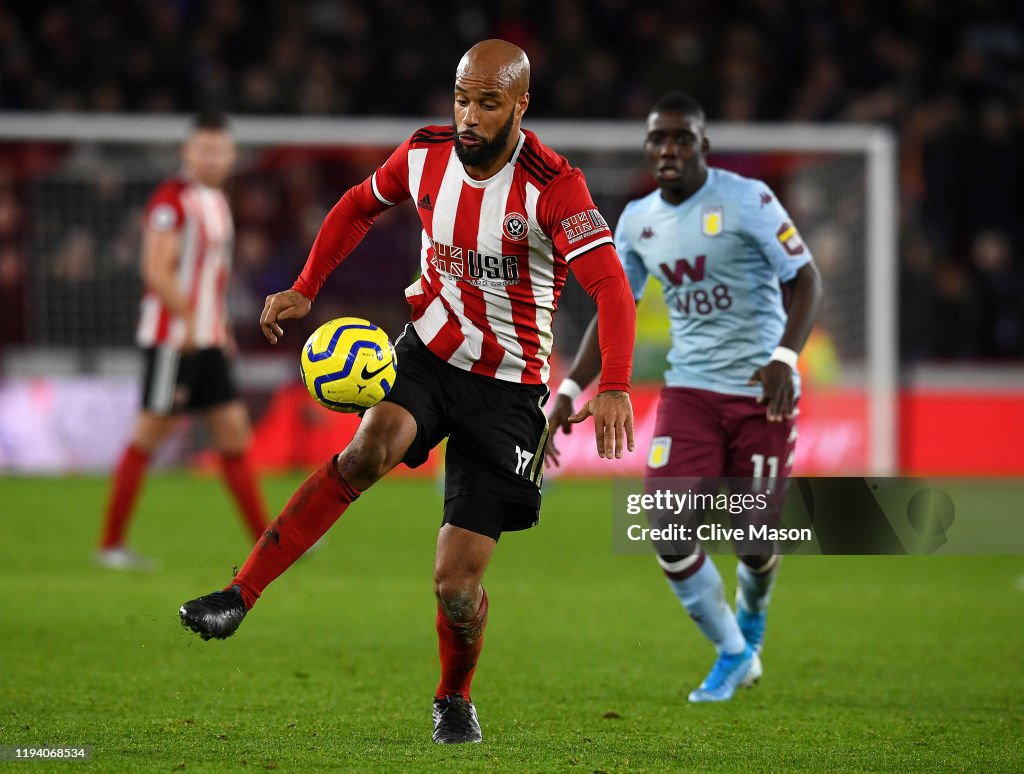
179 40 636 744
97 111 270 569
548 92 822 702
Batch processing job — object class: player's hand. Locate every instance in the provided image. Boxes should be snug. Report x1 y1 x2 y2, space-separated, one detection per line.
260 289 312 344
544 393 575 468
568 389 635 460
748 361 796 422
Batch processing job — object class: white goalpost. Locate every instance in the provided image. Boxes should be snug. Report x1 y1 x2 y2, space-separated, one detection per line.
0 114 899 474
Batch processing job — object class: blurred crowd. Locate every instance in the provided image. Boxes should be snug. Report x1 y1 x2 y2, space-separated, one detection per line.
0 0 1022 359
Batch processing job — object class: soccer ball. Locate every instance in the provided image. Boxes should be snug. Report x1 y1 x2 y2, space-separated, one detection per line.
299 317 397 413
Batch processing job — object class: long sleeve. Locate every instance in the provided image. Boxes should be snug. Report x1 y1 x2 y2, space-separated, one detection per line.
568 242 636 392
290 177 390 301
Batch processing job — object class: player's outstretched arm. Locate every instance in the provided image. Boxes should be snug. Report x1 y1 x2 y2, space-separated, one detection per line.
748 261 824 421
264 172 398 344
260 289 312 344
563 243 637 460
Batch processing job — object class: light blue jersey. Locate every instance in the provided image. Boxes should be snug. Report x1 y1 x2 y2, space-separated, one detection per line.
616 168 812 397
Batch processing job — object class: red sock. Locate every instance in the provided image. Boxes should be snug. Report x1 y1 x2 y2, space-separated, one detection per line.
435 590 489 701
230 457 359 608
100 444 150 549
219 451 270 541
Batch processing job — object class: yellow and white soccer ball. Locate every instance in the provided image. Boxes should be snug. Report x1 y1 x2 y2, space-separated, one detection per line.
299 317 397 413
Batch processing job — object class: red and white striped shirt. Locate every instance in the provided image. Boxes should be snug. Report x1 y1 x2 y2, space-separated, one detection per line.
295 126 630 387
135 177 234 348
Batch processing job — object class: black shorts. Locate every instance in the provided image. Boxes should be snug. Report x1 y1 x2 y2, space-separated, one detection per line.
141 346 239 415
382 325 549 540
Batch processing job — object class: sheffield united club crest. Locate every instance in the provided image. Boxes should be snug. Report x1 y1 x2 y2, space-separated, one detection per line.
503 212 528 241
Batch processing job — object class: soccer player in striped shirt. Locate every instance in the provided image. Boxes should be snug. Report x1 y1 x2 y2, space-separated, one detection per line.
98 112 270 569
548 92 823 703
179 40 637 743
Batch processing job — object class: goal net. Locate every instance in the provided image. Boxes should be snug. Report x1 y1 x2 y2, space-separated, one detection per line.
0 115 896 474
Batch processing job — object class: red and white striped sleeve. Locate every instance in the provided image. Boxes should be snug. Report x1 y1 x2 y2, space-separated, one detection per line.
535 169 614 263
144 180 185 233
369 138 413 207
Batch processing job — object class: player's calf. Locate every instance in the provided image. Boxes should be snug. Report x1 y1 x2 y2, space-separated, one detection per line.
736 604 767 656
735 555 780 655
660 552 748 656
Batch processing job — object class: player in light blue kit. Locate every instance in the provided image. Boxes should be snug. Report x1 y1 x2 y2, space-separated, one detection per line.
548 93 822 702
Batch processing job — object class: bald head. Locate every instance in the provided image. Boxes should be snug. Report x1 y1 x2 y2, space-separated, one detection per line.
456 39 530 97
452 39 532 178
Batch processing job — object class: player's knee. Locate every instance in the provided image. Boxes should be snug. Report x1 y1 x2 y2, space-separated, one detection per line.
217 432 250 456
206 405 251 454
133 414 176 453
229 423 252 451
336 439 391 490
433 572 480 622
336 447 385 489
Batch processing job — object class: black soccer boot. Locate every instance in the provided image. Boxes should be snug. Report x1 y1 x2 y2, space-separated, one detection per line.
431 694 483 744
179 585 248 640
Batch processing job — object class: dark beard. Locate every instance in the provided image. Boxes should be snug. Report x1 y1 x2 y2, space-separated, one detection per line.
452 110 516 170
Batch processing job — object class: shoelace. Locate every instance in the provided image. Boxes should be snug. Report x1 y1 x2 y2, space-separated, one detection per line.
437 698 474 730
199 589 243 612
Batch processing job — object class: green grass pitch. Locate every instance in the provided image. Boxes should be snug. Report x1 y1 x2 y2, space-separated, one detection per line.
1 474 1022 772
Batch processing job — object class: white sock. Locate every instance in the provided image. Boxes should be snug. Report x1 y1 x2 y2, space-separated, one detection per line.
736 555 780 614
664 556 747 655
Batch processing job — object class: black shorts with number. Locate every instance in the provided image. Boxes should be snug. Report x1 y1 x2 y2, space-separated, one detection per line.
382 325 549 540
141 346 239 415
